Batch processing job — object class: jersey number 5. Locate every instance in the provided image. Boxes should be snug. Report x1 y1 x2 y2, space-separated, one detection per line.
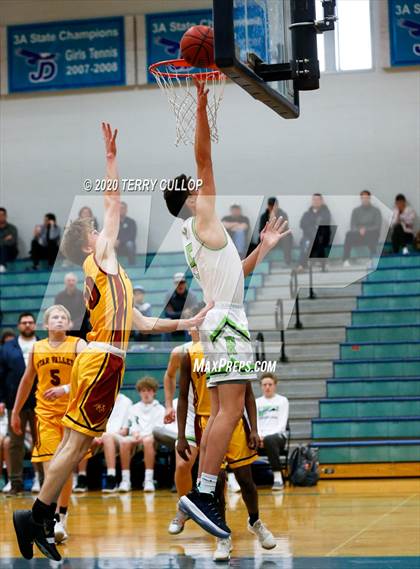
50 369 61 386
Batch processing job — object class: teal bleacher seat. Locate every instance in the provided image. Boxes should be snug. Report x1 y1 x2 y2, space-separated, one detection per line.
312 253 420 470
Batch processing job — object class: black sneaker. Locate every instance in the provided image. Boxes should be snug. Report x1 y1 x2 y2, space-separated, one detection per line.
73 474 88 493
6 481 24 497
102 475 117 493
13 509 61 561
179 490 231 539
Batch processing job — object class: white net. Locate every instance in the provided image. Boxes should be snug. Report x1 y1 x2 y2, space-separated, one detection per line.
152 64 226 146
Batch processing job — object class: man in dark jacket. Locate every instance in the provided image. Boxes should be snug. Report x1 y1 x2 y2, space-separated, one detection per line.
0 207 18 273
116 201 137 265
0 313 37 495
259 198 293 265
298 194 331 270
343 190 382 265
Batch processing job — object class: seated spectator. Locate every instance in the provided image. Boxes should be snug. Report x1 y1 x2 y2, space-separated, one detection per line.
391 194 416 255
73 393 133 493
256 372 289 492
0 208 18 273
30 213 61 270
118 377 164 493
164 273 197 343
153 397 178 451
54 273 86 336
1 329 15 345
343 191 382 266
132 284 153 346
222 204 250 259
259 198 293 265
116 202 137 265
78 206 99 231
298 194 331 271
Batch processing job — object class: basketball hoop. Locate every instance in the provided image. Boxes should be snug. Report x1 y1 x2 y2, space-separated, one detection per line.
149 59 226 146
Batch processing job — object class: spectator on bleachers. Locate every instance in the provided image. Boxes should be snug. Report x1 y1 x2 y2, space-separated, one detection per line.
78 206 99 231
391 194 416 255
73 393 133 493
222 204 250 259
118 377 164 493
164 273 197 343
1 329 16 345
298 194 331 271
153 397 178 451
259 198 293 265
54 273 86 334
0 207 18 273
0 313 38 496
256 372 289 492
343 190 382 266
116 202 137 265
30 213 61 270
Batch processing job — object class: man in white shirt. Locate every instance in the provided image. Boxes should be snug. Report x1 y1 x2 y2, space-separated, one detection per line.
256 373 289 491
118 377 164 493
100 393 133 493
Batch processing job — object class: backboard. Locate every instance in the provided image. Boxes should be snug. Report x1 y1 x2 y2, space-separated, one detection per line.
213 0 300 118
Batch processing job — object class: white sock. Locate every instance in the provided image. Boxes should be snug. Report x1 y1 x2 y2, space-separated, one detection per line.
107 468 116 477
274 471 283 484
145 469 154 482
198 472 218 495
79 470 87 477
33 471 40 482
196 476 201 487
122 470 130 483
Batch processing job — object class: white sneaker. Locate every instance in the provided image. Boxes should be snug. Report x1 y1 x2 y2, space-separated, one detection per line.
272 480 284 492
402 247 409 255
31 478 41 493
54 515 68 543
2 481 11 493
343 260 351 268
227 473 241 493
168 509 189 535
0 265 6 273
118 480 131 493
143 479 155 493
248 519 276 550
213 537 233 561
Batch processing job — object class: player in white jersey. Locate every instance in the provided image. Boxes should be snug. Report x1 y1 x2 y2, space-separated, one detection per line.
163 79 291 538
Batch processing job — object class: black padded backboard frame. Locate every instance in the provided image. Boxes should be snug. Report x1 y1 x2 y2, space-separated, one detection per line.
213 0 300 119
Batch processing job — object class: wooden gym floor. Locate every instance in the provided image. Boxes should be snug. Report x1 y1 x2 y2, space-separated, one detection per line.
1 479 419 568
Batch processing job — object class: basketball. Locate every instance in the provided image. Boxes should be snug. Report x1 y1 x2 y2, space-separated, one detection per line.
180 25 215 68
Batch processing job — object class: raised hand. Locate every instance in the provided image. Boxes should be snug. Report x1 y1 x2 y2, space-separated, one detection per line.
260 216 292 251
102 122 118 161
193 77 209 110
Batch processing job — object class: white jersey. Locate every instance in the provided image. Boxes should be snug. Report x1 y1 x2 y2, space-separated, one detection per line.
182 216 244 305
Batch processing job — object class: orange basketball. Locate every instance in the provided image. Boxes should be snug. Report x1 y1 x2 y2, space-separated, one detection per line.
180 25 215 68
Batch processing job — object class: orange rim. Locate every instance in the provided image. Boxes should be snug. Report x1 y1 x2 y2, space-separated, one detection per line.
149 58 223 80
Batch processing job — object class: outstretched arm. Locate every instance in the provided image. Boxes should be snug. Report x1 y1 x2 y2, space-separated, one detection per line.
95 123 120 266
194 79 225 248
132 302 213 333
242 216 291 277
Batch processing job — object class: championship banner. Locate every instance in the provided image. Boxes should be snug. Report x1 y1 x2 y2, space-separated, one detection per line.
5 16 135 93
145 9 213 84
388 0 420 66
